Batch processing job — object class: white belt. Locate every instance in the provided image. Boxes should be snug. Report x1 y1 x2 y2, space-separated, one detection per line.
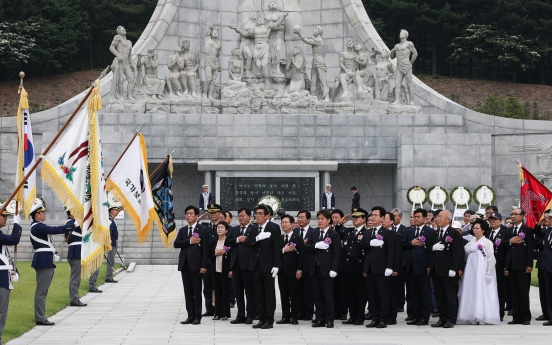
68 242 81 247
30 232 56 253
0 253 13 270
70 232 82 238
35 248 55 253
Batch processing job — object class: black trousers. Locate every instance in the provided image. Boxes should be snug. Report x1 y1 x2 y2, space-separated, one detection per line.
213 271 231 318
278 274 300 319
253 265 276 323
299 273 315 318
388 275 400 320
504 275 512 309
398 271 406 309
203 264 214 313
496 266 507 319
334 270 348 317
406 269 431 322
538 268 549 319
344 272 367 321
544 269 552 320
366 271 389 322
232 264 257 319
312 265 335 323
509 269 532 322
432 273 458 323
181 265 203 319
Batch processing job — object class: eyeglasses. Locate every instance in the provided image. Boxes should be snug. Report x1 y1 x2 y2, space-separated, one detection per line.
505 222 513 225
510 213 522 216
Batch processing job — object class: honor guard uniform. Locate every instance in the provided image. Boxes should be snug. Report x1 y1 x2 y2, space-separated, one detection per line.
322 184 336 210
0 203 22 344
65 210 86 307
199 185 214 211
89 206 120 290
30 199 73 326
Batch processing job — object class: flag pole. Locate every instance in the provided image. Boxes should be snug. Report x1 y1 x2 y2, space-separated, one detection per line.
148 148 177 178
105 123 145 179
0 83 97 214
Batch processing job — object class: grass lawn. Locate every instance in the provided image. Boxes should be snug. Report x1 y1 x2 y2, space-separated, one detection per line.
4 261 121 344
531 263 539 287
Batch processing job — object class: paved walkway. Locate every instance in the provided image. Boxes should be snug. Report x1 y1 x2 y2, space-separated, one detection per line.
7 265 551 344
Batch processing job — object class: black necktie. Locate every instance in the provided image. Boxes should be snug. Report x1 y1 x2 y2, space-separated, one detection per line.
439 229 443 240
300 228 304 238
492 230 497 241
392 225 396 232
240 226 245 236
415 227 420 237
514 226 518 236
188 226 193 237
285 234 289 244
320 230 324 240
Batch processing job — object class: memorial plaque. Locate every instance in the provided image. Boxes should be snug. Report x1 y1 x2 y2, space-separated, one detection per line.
220 177 315 211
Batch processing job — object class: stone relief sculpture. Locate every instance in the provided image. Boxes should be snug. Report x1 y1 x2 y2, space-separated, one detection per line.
165 45 185 97
266 1 287 77
294 26 330 102
110 26 136 101
390 29 417 106
237 12 258 79
353 43 373 93
286 46 305 93
221 48 252 112
204 23 222 100
371 48 394 101
333 39 358 100
181 40 200 98
135 49 165 100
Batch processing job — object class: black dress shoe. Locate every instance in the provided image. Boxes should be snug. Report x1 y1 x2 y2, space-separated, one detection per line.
354 320 364 326
386 319 397 325
416 320 428 325
192 319 201 325
326 322 334 328
231 318 246 324
508 320 523 325
276 318 290 324
342 318 355 324
70 301 87 307
365 320 378 328
202 311 214 317
407 319 419 325
431 320 445 327
405 316 416 322
364 313 372 320
431 312 439 318
89 288 102 293
290 318 298 325
180 317 194 324
105 278 118 283
36 320 55 326
252 321 264 329
377 322 387 328
522 320 530 325
260 322 273 329
536 315 548 321
312 320 325 327
543 320 552 326
443 322 454 328
245 317 253 324
311 318 317 323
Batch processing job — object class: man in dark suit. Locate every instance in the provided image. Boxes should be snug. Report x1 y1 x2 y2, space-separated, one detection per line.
505 207 534 325
174 205 209 325
200 203 221 316
403 208 434 325
305 209 341 328
357 206 395 329
276 214 305 325
384 211 402 325
427 210 463 329
226 207 257 324
332 209 351 321
534 210 550 322
340 208 367 325
537 220 552 325
295 210 315 321
391 208 407 312
351 186 360 210
199 185 214 211
244 204 281 329
486 212 509 321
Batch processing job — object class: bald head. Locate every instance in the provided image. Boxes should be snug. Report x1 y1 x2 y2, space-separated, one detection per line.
436 210 451 228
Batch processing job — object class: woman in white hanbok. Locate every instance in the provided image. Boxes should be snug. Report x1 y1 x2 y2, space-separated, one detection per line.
457 219 501 324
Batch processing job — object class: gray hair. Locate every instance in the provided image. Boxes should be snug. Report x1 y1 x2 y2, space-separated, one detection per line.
391 208 402 217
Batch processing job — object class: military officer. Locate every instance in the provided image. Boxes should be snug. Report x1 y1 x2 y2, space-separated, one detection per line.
201 203 222 316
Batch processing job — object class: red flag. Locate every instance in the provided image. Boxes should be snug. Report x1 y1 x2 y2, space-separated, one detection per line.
520 165 552 228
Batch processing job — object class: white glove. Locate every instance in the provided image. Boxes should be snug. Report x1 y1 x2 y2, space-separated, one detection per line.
53 254 60 263
315 241 329 250
10 272 19 283
385 268 393 276
448 270 456 277
433 243 445 251
256 232 271 241
485 274 491 284
329 270 337 278
13 214 21 224
271 267 279 278
370 239 384 247
74 220 79 227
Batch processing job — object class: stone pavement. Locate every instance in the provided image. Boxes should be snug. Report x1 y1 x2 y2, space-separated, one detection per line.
7 265 551 345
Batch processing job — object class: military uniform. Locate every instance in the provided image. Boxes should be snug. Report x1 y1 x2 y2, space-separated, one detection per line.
65 216 86 306
200 204 222 315
340 225 367 324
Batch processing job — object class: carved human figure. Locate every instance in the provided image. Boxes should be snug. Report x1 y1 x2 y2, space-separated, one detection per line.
230 12 288 89
294 26 330 102
266 1 286 77
238 12 258 79
165 45 184 97
226 48 248 91
353 43 372 93
334 39 358 99
204 24 222 99
180 40 200 98
370 48 394 101
110 26 136 100
390 29 418 105
136 49 165 100
285 46 305 93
